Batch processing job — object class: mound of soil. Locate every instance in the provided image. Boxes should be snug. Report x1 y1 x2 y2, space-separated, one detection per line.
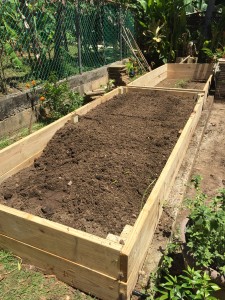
0 91 195 238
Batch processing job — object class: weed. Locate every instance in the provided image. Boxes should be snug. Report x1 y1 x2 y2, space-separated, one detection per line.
140 178 156 210
175 79 189 88
105 79 115 92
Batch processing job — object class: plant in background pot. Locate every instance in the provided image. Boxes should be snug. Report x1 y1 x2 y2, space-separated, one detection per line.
181 175 225 289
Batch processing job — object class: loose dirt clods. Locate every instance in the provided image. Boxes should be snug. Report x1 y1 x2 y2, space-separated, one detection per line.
0 91 195 238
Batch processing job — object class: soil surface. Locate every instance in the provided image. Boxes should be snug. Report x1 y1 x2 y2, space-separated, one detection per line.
156 78 206 90
0 91 196 238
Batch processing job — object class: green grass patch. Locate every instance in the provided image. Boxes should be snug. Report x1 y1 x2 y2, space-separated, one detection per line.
0 250 95 299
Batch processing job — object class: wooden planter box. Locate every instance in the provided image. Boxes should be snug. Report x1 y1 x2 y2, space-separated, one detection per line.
129 63 213 106
0 86 205 300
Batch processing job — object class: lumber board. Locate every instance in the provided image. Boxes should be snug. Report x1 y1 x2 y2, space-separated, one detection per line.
0 150 43 185
203 75 212 107
0 111 78 181
0 204 122 278
167 63 213 80
126 86 199 99
0 234 126 300
129 64 167 87
121 94 204 286
75 88 120 116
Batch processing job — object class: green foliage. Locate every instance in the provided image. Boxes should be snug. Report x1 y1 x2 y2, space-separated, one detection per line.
155 266 220 300
39 74 84 122
185 176 225 276
147 240 220 300
175 79 189 88
135 0 188 64
0 0 133 94
202 43 225 62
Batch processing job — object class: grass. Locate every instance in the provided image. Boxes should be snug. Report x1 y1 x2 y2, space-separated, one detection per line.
0 250 96 300
0 123 45 150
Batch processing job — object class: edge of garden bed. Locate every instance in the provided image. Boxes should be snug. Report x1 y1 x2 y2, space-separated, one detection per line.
0 86 206 299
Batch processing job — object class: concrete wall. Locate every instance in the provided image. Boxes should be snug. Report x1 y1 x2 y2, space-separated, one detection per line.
0 61 124 138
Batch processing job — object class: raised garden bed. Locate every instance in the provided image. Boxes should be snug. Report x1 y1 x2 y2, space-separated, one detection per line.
0 86 205 299
129 63 213 105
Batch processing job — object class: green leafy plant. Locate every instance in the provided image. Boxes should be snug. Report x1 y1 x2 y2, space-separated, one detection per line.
125 57 142 78
155 266 220 300
146 240 220 300
105 79 115 92
175 79 189 88
185 175 225 276
135 0 188 64
38 74 83 123
202 44 225 62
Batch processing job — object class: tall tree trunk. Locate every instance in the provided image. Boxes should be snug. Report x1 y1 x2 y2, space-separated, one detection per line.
203 0 216 40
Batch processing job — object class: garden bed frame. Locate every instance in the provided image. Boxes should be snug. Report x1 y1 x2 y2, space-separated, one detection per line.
129 63 213 106
0 86 205 299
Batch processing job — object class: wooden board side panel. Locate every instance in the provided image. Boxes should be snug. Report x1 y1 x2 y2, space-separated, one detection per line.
0 234 124 300
126 86 199 99
0 204 121 278
0 150 43 185
0 113 75 180
203 75 213 108
128 65 167 87
121 95 204 285
75 88 120 116
167 63 213 80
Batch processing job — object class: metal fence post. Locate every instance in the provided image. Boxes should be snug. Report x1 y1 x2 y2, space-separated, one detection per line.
119 5 123 61
75 0 82 74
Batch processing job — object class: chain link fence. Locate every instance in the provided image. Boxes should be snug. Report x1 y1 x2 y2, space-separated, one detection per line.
0 0 135 94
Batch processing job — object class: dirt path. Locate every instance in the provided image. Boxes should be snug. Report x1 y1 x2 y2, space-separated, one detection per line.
186 100 225 197
0 91 195 238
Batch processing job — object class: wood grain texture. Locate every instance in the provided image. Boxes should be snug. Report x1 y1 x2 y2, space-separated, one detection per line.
0 234 125 300
0 204 122 278
128 65 167 87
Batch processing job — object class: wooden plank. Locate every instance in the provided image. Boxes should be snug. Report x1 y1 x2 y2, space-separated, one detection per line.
0 204 122 278
167 63 213 80
0 234 126 300
120 94 204 286
130 86 203 93
203 74 213 108
0 150 43 185
126 86 199 99
0 111 78 180
129 65 167 87
76 88 120 116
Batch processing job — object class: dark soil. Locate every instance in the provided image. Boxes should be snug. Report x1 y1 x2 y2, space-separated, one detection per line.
156 78 206 90
0 91 195 238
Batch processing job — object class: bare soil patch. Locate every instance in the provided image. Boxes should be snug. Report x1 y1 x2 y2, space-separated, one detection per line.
177 100 225 220
156 78 206 90
0 91 195 238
